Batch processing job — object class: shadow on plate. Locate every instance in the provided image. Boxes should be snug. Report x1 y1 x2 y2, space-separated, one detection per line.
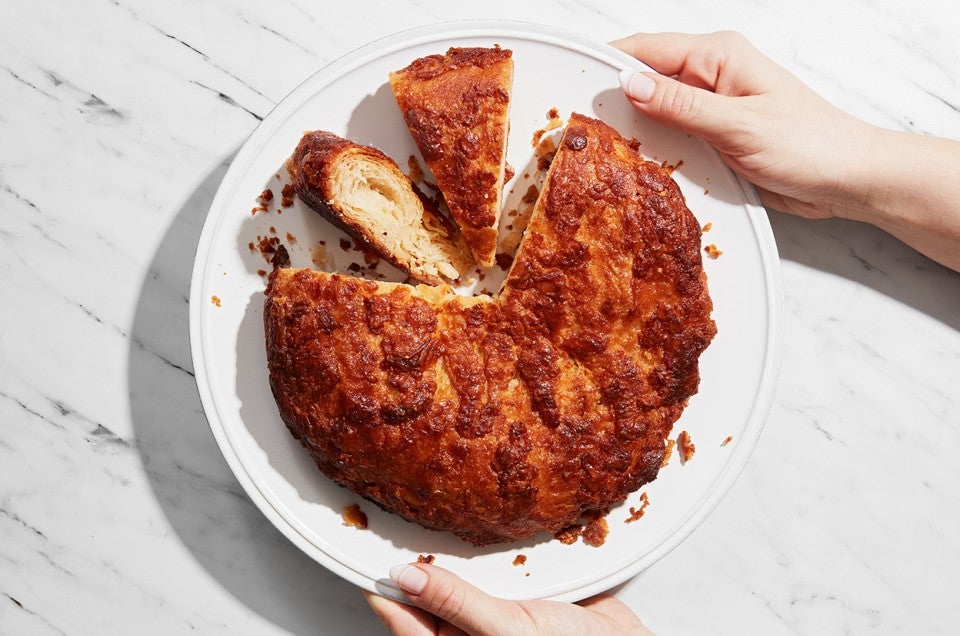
128 154 385 635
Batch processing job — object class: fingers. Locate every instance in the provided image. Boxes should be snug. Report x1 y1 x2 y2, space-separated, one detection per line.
362 590 438 636
389 563 527 636
618 69 750 148
611 31 787 95
578 594 653 632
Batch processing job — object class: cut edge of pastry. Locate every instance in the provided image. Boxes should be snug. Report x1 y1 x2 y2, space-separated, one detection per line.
287 131 474 285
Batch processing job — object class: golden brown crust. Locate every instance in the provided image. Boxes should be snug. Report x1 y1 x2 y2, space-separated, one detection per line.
286 130 469 284
390 47 513 267
265 113 715 545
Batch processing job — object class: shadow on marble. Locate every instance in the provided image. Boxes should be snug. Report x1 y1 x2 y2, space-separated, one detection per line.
128 155 386 635
767 209 960 331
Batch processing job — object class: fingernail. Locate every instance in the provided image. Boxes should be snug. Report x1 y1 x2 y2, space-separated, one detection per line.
389 564 429 595
619 69 656 102
608 37 628 50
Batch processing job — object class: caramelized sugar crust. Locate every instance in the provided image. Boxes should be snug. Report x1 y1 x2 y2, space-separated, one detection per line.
389 47 514 267
286 130 471 284
265 114 716 545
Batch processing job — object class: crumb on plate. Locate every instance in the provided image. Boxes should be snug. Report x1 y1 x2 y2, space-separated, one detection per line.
678 430 696 464
625 492 651 524
661 438 676 467
342 503 368 529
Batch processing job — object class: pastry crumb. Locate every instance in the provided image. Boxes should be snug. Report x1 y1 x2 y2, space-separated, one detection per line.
495 252 514 271
582 515 609 547
721 435 733 447
531 108 564 147
407 155 425 182
210 295 221 307
702 222 712 233
521 184 539 205
555 524 582 545
417 554 436 564
678 431 696 464
535 136 557 170
280 183 296 208
704 244 723 259
625 492 651 524
661 438 676 467
311 244 328 268
512 554 527 566
342 503 368 529
255 235 282 263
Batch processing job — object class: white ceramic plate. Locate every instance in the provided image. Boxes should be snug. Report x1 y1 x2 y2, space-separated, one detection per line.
189 20 782 603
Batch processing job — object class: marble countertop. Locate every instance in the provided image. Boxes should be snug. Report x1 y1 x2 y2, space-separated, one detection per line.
2 1 958 634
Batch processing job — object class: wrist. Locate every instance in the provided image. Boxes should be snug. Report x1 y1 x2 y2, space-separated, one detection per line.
825 122 890 223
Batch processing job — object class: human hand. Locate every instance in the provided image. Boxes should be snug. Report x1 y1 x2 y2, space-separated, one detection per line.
363 562 652 635
611 31 960 272
610 31 876 221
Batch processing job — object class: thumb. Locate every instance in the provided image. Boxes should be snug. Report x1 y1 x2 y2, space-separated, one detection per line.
618 69 744 146
389 563 527 635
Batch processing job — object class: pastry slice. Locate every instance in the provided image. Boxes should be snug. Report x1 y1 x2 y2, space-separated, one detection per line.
390 46 514 267
286 130 472 285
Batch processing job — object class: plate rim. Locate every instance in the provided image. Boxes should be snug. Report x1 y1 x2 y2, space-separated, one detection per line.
188 18 784 603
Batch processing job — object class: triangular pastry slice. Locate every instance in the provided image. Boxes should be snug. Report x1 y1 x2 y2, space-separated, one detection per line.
390 46 514 267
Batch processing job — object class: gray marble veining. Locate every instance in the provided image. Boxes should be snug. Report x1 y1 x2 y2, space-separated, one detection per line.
2 1 958 634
